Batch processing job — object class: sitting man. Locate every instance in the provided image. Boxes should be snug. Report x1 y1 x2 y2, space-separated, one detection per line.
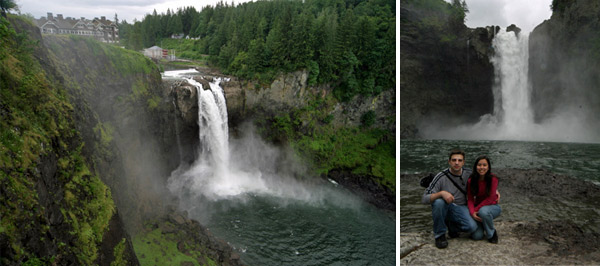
421 149 477 248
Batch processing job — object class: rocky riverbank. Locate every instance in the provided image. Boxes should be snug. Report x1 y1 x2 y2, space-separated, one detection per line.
400 168 600 264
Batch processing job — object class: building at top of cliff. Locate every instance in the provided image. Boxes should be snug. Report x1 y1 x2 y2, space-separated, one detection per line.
34 12 118 43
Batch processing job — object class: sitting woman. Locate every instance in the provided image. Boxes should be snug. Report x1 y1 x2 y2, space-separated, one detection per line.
467 155 501 243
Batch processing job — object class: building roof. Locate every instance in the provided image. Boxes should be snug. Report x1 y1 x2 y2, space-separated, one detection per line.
35 13 116 30
146 46 163 50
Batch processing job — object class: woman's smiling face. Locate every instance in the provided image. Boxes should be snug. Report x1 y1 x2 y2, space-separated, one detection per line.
477 158 489 177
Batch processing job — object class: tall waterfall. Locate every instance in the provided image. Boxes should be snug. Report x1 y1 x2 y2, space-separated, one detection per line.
420 28 600 142
190 77 230 174
165 70 352 205
486 29 534 138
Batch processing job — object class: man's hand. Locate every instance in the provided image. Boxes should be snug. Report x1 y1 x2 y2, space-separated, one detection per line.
472 212 482 222
441 191 454 204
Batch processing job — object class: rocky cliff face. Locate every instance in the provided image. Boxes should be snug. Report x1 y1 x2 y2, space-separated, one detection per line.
400 2 496 138
2 16 139 265
529 1 600 125
221 70 395 132
42 36 242 265
169 68 396 136
42 35 176 229
1 16 241 265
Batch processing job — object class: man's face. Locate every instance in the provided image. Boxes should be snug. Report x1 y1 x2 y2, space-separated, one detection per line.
448 154 465 172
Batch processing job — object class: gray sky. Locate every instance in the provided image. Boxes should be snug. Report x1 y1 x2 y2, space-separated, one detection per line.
17 0 552 33
16 0 250 23
461 0 553 33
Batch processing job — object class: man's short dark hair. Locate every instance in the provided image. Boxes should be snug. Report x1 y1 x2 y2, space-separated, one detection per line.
448 149 465 160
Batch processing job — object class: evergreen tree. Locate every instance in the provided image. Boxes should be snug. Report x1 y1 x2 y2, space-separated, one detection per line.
127 0 396 100
0 0 16 16
167 14 183 36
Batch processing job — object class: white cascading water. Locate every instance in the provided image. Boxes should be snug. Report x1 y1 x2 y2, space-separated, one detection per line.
164 70 356 205
192 77 230 174
421 29 535 140
421 28 599 142
168 76 269 200
488 29 534 138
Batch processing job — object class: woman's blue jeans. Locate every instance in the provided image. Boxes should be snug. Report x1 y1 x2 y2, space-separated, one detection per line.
471 204 502 240
431 198 477 239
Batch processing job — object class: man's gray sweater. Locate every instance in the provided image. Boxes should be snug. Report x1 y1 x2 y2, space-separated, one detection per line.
421 167 472 205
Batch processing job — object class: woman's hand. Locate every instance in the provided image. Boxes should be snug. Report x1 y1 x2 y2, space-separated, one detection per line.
472 212 482 222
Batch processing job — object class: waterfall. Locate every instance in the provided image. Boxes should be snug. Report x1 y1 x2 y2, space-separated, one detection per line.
188 77 230 174
489 29 533 137
172 100 184 163
168 74 272 200
433 29 536 140
419 29 539 141
419 27 600 142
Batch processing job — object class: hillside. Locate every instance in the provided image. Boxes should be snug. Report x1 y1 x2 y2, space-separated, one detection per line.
1 15 137 265
1 15 240 265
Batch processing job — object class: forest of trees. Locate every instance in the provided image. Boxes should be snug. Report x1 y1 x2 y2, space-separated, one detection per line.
118 0 396 101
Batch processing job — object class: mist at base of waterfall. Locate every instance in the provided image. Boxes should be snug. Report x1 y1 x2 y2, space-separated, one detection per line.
418 106 600 143
417 29 600 143
166 123 363 212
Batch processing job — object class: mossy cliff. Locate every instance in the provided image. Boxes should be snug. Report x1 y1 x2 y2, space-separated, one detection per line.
400 0 496 138
1 15 240 265
0 15 137 265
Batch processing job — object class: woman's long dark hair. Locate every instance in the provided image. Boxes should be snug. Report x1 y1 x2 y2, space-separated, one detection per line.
469 155 493 197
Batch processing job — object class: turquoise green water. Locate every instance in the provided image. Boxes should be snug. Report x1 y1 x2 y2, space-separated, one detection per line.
184 189 396 266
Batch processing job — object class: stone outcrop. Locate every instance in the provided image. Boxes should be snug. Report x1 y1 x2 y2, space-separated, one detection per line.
219 70 395 133
169 68 396 136
402 220 600 265
400 2 496 138
401 168 600 264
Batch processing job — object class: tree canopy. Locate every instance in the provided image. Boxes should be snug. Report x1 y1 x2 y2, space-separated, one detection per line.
119 0 396 101
0 0 17 16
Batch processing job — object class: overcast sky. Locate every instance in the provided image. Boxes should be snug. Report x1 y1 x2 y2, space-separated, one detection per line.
16 0 552 33
461 0 553 33
16 0 251 23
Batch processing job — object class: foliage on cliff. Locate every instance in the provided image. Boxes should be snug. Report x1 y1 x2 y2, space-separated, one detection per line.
119 0 395 102
256 94 395 192
0 15 116 265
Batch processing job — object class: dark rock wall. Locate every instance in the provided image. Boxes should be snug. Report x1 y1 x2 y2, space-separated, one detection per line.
529 1 600 123
171 68 396 137
400 3 495 138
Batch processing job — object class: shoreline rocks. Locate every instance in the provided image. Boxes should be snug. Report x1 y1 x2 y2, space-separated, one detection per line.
401 168 600 264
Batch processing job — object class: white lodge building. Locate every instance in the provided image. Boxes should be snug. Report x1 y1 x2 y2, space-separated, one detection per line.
34 12 118 43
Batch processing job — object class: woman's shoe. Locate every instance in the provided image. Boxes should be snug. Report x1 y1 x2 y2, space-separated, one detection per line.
488 230 498 244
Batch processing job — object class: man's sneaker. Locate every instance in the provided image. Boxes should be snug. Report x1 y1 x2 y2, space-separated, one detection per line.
488 230 498 244
448 231 459 239
435 235 448 249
